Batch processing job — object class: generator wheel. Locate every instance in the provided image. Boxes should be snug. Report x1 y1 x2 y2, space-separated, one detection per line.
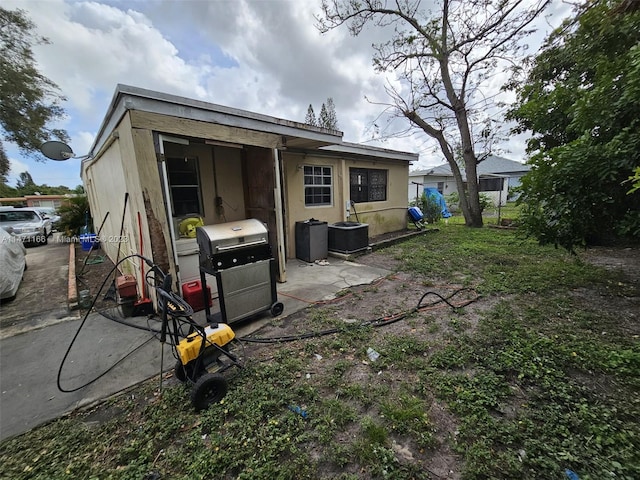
191 373 228 411
270 302 284 317
174 360 204 383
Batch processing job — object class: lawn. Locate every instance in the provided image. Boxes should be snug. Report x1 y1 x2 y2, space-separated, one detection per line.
0 225 638 480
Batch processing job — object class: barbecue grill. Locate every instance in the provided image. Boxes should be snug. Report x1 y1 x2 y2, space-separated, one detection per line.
196 219 284 324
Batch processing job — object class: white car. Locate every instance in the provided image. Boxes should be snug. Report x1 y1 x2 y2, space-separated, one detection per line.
0 207 52 245
0 227 27 300
37 207 62 231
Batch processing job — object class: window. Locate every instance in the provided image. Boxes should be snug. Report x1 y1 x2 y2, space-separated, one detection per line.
167 157 203 216
0 211 39 222
479 177 504 192
304 165 332 206
350 168 387 203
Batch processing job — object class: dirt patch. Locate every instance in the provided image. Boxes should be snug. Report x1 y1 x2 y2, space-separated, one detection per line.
581 246 640 284
575 245 640 337
235 239 640 478
6 231 640 479
236 261 487 477
75 245 121 312
71 230 639 478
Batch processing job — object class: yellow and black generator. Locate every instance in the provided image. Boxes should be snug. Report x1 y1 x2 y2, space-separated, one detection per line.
154 269 243 411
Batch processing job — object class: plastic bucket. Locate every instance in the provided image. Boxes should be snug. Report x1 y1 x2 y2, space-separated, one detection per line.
79 233 99 251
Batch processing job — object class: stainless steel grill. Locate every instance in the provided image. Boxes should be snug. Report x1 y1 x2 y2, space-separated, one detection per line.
197 219 272 271
196 219 283 324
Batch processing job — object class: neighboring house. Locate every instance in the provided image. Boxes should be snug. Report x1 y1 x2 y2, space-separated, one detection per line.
408 155 530 206
81 84 417 295
0 195 76 209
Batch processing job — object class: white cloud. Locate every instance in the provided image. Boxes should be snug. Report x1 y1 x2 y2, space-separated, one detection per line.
73 131 96 158
8 0 210 115
8 158 29 181
2 0 573 185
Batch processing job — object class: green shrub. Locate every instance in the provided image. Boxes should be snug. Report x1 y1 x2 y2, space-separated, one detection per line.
57 195 91 236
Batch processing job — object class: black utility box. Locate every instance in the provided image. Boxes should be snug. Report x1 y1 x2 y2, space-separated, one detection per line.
295 219 328 262
328 222 369 254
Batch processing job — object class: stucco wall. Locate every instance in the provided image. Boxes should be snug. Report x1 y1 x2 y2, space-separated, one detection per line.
282 152 342 259
345 157 409 238
82 113 175 297
282 151 408 259
409 175 457 202
85 109 411 288
81 124 138 276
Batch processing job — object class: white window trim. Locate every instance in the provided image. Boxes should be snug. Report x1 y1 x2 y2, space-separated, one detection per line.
303 165 333 207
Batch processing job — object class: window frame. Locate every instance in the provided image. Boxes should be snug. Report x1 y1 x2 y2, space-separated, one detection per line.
349 167 388 203
478 177 504 192
166 156 204 216
303 165 333 207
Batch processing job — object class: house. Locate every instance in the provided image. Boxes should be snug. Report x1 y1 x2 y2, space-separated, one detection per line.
80 84 417 296
408 155 530 206
0 194 76 208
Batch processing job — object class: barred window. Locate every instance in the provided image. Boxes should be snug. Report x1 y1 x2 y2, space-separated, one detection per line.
350 168 387 203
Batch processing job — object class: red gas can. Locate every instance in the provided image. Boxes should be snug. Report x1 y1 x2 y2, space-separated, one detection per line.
116 274 138 298
181 280 213 312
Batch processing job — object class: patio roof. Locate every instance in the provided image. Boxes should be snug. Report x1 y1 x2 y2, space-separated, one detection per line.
89 84 346 157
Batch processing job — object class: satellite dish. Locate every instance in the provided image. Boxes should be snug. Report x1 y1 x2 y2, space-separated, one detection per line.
40 141 75 161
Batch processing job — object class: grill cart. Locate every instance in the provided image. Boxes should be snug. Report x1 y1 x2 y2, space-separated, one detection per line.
196 219 284 324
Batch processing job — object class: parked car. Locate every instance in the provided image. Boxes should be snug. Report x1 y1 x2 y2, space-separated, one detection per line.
0 227 27 300
0 207 52 245
36 207 61 231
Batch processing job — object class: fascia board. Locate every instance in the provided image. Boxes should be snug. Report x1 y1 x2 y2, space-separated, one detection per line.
90 84 343 156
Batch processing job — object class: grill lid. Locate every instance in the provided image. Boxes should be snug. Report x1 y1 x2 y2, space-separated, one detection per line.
196 219 268 255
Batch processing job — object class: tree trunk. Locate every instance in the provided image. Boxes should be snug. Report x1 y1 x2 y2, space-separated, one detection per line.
462 153 483 227
440 53 484 227
405 109 483 227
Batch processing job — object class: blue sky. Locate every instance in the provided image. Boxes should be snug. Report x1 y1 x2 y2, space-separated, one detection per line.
4 0 568 189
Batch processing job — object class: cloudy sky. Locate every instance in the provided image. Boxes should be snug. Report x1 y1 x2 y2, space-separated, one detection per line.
4 0 569 189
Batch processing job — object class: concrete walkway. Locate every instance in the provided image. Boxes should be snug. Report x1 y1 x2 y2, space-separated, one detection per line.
0 257 390 441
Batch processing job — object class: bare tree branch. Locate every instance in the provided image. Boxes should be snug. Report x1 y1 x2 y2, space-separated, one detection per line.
317 0 551 227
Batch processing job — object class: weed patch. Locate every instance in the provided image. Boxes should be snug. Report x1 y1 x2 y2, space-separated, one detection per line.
1 227 637 479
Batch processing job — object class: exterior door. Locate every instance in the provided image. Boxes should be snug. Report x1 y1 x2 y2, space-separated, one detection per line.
242 146 281 275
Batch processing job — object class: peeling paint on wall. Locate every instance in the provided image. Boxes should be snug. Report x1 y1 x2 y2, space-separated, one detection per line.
143 190 170 275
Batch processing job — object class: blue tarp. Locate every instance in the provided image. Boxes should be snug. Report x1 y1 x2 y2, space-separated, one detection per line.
424 188 452 218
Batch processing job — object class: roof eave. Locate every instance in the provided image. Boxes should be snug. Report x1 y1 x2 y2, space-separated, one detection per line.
89 84 345 156
320 142 418 162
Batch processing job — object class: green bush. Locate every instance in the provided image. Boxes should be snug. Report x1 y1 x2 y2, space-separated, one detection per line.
444 191 491 214
479 193 493 213
445 191 459 209
419 191 442 224
57 196 91 236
